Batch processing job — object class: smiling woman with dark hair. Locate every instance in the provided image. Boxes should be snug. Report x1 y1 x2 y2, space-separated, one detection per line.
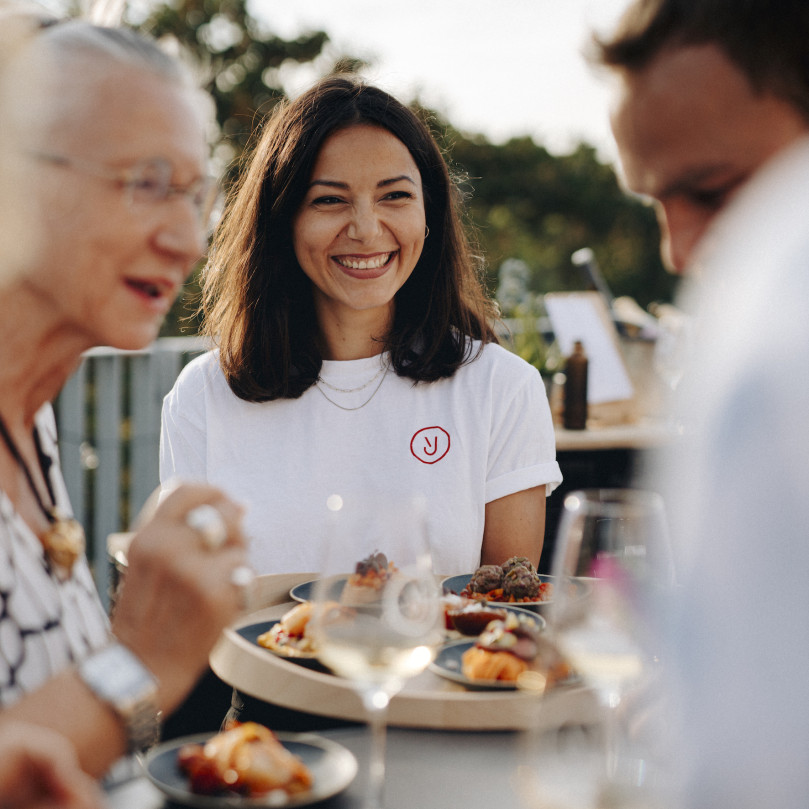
202 76 496 399
161 75 562 576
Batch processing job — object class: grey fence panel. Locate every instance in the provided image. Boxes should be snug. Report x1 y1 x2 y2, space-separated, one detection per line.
56 358 87 523
129 353 161 524
92 354 122 605
54 337 208 611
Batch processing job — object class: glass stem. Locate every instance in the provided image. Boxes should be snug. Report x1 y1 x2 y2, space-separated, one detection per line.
603 691 621 781
515 686 548 808
360 686 391 809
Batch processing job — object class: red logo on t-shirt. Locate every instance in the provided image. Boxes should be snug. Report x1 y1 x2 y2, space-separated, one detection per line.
410 426 450 464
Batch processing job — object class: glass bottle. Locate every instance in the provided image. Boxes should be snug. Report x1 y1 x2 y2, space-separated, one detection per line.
563 340 588 430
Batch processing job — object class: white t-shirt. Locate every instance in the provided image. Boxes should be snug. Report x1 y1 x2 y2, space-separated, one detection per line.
161 341 561 575
0 407 109 707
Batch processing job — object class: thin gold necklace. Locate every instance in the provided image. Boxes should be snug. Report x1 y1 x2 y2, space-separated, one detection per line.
315 364 390 411
317 362 386 393
0 414 85 578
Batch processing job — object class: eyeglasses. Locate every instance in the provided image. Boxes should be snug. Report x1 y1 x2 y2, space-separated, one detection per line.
31 151 221 226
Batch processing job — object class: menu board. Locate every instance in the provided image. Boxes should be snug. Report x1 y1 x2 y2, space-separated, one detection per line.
544 291 634 405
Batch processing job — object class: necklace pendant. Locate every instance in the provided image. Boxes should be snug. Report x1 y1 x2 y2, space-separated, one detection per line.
42 508 86 578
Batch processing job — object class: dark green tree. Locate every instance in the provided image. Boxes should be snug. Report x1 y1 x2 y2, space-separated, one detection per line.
133 0 330 165
431 121 675 311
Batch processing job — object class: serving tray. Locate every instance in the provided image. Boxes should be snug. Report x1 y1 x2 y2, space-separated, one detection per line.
210 574 600 732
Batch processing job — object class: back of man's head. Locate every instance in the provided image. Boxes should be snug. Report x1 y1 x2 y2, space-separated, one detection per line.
594 0 809 123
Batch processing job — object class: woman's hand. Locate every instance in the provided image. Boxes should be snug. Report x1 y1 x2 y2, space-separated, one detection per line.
111 483 250 716
0 722 104 809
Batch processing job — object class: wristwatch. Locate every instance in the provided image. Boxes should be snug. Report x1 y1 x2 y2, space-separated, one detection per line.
78 642 162 754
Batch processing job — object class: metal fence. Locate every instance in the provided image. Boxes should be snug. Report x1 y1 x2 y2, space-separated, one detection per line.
54 336 207 604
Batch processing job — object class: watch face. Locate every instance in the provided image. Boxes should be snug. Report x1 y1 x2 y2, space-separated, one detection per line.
84 644 157 704
81 643 161 753
105 647 152 691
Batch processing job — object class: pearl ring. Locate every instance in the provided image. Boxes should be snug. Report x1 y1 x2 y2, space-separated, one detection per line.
186 504 228 551
230 564 257 612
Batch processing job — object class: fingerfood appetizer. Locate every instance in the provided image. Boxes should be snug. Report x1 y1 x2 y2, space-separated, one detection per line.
461 556 552 603
257 601 353 657
467 564 504 594
340 551 398 605
501 555 534 576
444 597 509 636
461 615 571 686
177 721 312 797
257 602 318 657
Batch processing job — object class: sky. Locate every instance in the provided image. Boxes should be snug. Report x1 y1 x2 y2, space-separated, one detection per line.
44 0 630 162
259 0 631 164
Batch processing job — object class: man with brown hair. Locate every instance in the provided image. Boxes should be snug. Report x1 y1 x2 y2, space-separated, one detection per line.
596 0 809 272
595 2 809 808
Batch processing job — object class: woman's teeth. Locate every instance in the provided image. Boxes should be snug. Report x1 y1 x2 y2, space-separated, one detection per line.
335 252 393 270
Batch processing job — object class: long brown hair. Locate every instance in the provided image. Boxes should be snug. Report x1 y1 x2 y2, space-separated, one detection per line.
201 75 498 402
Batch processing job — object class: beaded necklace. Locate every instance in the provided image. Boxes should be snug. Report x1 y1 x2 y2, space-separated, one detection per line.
0 414 85 578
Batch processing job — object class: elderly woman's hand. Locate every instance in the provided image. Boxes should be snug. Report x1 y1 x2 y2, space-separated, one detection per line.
0 721 105 809
110 483 251 716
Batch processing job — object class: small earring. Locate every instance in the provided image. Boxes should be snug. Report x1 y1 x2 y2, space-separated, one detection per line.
424 225 430 238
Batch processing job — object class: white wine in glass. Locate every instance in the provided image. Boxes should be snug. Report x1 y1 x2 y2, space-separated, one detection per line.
550 488 674 776
309 494 443 809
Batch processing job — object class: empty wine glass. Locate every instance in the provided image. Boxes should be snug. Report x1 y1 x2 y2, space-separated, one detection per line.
550 489 674 775
653 305 692 392
653 306 693 439
516 724 674 809
309 494 443 809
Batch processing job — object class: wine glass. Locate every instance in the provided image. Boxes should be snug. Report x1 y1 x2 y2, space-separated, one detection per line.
309 494 443 809
653 306 693 438
549 489 674 776
653 305 692 393
516 724 674 809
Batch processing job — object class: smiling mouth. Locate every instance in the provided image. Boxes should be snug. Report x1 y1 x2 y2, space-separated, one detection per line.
125 278 173 300
333 251 395 270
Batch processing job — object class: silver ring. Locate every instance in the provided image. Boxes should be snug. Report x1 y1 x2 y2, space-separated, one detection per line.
230 565 256 612
186 504 227 550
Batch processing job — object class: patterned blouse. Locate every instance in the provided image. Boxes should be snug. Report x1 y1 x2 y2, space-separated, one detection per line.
0 407 109 706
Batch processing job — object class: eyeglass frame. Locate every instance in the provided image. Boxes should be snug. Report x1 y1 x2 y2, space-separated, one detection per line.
30 151 221 227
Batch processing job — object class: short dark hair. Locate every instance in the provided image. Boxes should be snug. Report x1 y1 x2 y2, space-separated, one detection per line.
202 75 498 402
593 0 809 122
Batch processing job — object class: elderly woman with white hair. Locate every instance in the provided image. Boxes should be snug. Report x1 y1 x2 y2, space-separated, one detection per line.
0 3 251 779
